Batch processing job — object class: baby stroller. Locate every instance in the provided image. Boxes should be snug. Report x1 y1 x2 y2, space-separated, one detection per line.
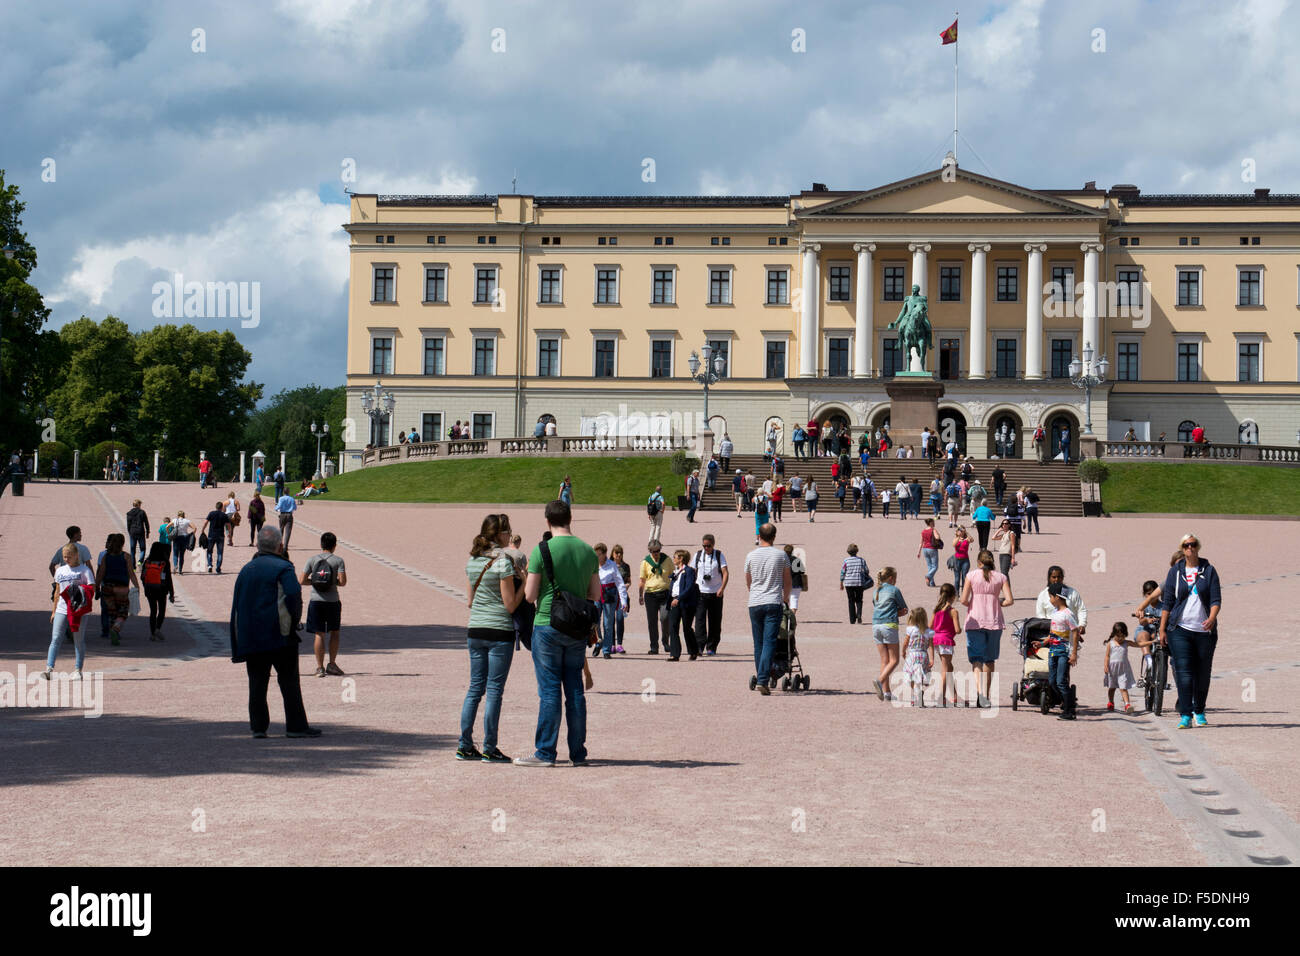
749 605 810 692
1008 617 1074 714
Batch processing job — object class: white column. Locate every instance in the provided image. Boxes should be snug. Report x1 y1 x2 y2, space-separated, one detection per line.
1081 242 1102 373
1024 242 1047 380
153 450 160 482
239 450 246 483
908 241 931 296
968 243 990 379
279 450 286 473
798 242 821 377
853 242 875 377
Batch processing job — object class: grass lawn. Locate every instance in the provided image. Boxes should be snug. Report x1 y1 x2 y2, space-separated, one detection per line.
1101 462 1300 515
321 456 687 505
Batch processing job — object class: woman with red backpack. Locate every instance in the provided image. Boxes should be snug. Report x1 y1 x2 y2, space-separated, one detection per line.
140 541 175 641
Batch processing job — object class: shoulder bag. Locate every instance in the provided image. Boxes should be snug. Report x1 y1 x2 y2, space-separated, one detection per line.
540 539 601 640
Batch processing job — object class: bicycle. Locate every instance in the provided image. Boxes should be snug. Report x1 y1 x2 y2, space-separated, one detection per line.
1144 639 1170 715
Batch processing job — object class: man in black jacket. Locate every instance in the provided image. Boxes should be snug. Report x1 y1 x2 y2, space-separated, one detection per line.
230 527 319 738
126 500 150 566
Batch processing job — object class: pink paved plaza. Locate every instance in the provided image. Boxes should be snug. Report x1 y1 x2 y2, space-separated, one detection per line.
2 480 1298 866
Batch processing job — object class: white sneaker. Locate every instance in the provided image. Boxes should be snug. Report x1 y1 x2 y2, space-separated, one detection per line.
71 670 83 681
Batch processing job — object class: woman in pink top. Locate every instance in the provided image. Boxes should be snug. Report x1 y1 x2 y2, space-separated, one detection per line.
931 582 961 706
959 549 1014 708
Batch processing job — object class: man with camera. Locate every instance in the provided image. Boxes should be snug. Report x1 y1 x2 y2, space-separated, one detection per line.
690 534 729 656
519 500 601 767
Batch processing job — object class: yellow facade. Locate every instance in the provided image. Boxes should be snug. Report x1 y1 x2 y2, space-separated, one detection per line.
344 167 1300 461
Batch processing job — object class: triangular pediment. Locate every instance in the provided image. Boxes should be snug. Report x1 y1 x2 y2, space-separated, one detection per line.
799 169 1103 218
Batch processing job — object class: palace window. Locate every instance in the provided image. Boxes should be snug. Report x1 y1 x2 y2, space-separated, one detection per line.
709 269 732 305
1238 269 1261 306
1116 341 1139 381
423 266 446 303
883 266 905 301
651 339 673 378
474 337 496 376
421 413 442 443
939 338 960 380
765 341 786 379
371 336 393 375
706 339 730 378
538 337 560 377
1050 265 1074 303
996 266 1018 302
1050 339 1073 378
995 338 1017 378
767 269 789 305
939 265 962 302
472 413 494 439
1177 269 1201 306
596 268 619 304
652 269 675 304
829 265 851 301
539 268 562 304
882 338 902 378
372 266 395 303
1238 341 1260 382
422 336 445 376
1176 342 1199 381
594 338 616 377
827 337 849 377
475 268 498 304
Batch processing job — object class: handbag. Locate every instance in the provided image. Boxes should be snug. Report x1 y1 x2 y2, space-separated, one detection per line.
933 533 945 551
127 586 140 616
539 539 601 640
946 555 955 570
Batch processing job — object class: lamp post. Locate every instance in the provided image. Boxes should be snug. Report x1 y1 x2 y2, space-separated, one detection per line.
1068 343 1109 439
110 423 117 481
360 381 396 447
155 430 168 482
311 420 330 479
687 343 727 427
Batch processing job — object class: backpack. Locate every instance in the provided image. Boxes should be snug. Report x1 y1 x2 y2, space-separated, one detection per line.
310 556 337 591
647 497 662 516
791 557 807 590
142 560 166 587
756 497 769 516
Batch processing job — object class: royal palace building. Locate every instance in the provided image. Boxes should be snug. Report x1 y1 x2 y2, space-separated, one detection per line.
343 166 1300 464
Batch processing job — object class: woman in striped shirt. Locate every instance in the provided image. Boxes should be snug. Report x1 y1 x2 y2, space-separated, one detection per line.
840 544 871 624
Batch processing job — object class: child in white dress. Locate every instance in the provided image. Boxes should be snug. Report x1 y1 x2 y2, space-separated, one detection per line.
1103 621 1150 713
901 607 934 707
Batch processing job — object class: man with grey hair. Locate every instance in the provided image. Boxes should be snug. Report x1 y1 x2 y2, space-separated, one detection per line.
230 526 319 738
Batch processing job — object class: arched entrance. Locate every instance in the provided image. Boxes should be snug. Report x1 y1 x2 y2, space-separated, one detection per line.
764 416 785 456
938 407 968 456
813 406 853 455
988 410 1024 459
1048 412 1080 461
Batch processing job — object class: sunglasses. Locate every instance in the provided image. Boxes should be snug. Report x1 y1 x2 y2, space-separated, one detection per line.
1182 542 1200 549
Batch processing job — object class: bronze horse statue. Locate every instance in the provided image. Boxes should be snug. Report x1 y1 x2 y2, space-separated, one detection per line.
888 283 933 371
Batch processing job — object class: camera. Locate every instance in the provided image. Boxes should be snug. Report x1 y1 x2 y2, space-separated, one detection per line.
702 573 712 582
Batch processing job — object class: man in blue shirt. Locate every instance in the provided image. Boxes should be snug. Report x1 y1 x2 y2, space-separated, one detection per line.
275 492 298 548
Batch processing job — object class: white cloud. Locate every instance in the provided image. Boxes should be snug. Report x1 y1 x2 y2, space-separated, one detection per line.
966 0 1046 92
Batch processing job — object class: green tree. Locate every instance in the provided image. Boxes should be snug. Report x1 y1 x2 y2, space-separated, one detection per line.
46 316 141 450
241 384 345 480
136 324 262 474
0 171 54 451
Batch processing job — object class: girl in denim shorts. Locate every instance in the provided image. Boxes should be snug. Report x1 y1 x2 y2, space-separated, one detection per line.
871 566 908 701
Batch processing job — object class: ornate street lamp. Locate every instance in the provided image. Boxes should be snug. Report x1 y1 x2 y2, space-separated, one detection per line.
1068 343 1110 438
687 343 727 425
311 420 330 479
360 381 396 446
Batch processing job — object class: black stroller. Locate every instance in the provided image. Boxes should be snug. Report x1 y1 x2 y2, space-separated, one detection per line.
1009 617 1075 714
749 606 810 692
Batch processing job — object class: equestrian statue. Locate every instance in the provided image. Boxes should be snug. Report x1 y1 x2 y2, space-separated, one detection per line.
888 283 933 371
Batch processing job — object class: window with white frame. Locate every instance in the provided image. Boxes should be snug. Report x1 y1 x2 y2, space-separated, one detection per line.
471 413 494 439
537 335 561 377
372 265 396 303
939 264 962 302
538 267 563 304
421 412 443 442
594 336 617 377
475 266 499 304
423 265 447 303
708 266 733 305
1176 337 1201 382
650 336 674 377
883 264 906 301
825 334 851 377
1115 267 1142 313
595 267 619 304
1176 266 1203 306
473 335 497 376
371 335 393 375
705 335 731 379
422 335 445 376
1237 266 1262 306
1235 334 1263 382
652 267 675 305
766 268 789 305
765 339 786 379
996 264 1019 302
828 264 852 302
1114 337 1141 381
1049 264 1075 303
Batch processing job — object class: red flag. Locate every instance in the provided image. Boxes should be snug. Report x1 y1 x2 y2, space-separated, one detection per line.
941 19 958 44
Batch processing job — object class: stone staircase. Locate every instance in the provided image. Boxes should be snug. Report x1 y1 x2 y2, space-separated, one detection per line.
699 453 1084 517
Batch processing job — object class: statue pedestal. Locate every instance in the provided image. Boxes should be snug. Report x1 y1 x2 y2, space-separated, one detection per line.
885 376 945 446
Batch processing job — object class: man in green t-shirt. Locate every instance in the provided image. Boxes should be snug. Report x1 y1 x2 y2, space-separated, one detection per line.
518 500 600 767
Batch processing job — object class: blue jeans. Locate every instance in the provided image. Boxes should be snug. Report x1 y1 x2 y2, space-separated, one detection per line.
1048 652 1071 707
922 548 938 584
48 614 86 670
930 495 941 516
1168 626 1217 717
687 493 699 521
953 557 969 591
600 601 618 653
200 472 208 488
129 533 147 566
206 535 225 571
749 603 783 683
459 637 515 750
172 537 187 571
530 624 588 762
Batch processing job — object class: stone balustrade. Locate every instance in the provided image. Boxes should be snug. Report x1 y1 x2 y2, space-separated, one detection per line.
1098 440 1300 465
361 434 692 468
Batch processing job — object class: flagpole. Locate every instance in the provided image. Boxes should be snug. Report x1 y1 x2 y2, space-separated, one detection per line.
953 11 959 165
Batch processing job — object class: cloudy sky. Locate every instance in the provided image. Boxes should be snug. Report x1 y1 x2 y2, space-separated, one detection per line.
5 0 1297 397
